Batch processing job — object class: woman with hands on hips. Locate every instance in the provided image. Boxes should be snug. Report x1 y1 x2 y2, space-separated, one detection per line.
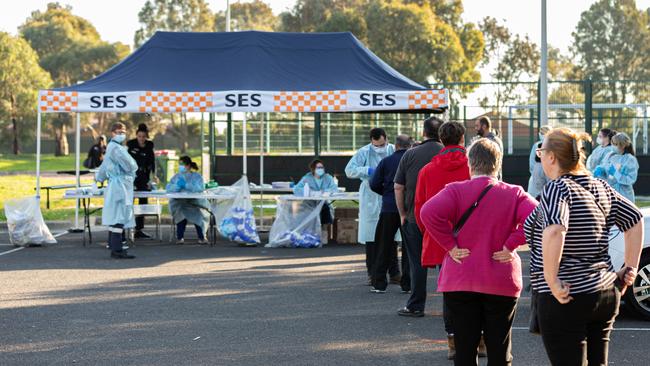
420 138 537 366
525 127 643 365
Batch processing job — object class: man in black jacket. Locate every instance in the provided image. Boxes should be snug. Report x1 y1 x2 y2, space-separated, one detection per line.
127 123 156 239
369 134 412 293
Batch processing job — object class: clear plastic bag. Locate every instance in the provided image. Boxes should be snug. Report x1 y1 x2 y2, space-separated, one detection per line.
4 196 57 246
267 199 324 248
211 176 260 245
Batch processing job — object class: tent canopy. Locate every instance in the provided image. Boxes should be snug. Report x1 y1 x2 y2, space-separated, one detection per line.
39 31 447 113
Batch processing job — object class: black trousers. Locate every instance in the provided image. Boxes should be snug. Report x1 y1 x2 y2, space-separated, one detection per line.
538 287 620 366
108 224 125 252
365 239 399 277
372 212 410 291
403 221 427 311
444 291 518 366
135 197 148 230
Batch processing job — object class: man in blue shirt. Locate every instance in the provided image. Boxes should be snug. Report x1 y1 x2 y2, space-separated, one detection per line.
369 135 413 293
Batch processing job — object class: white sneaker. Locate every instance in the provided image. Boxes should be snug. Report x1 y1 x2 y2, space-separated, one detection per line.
197 238 209 245
176 238 185 245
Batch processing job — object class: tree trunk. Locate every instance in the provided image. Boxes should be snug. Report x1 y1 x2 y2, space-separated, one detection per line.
55 124 69 156
10 95 19 155
180 113 189 153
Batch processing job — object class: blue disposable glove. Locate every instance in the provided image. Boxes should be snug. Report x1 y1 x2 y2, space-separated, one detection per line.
608 165 616 176
368 167 375 176
593 166 605 178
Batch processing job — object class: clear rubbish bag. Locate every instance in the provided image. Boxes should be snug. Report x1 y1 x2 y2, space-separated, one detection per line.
211 176 260 245
267 199 324 248
4 196 57 247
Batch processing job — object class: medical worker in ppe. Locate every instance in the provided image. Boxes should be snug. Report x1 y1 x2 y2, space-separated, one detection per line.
345 128 394 278
527 125 551 198
96 122 138 259
294 159 339 225
594 132 639 202
587 128 616 173
166 156 210 244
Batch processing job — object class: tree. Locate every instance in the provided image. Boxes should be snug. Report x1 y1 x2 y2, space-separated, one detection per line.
0 33 52 154
572 0 650 104
364 1 483 88
316 9 367 42
20 3 129 155
215 0 278 31
479 17 540 113
134 0 214 47
279 0 366 33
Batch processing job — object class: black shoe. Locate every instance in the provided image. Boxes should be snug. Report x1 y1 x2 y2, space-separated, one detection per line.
370 287 386 294
111 251 135 259
397 307 424 317
401 288 411 294
134 231 151 239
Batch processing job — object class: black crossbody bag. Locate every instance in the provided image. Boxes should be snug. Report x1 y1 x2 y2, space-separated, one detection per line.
453 183 495 237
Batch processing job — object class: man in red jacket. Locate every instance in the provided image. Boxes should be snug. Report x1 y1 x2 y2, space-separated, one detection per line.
414 121 473 360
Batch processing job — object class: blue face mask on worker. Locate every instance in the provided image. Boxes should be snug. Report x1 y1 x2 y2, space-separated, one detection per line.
315 167 325 177
179 165 187 173
112 134 126 143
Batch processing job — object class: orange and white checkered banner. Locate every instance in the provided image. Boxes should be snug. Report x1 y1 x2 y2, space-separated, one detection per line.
38 89 447 113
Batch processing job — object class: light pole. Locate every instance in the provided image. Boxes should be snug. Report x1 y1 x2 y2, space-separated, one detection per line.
226 0 231 32
540 0 549 126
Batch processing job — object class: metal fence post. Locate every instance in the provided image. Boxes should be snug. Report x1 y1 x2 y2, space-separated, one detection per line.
597 109 603 132
585 78 593 154
529 108 535 148
298 113 303 154
644 106 648 155
352 113 357 149
209 112 216 180
265 112 270 154
226 112 232 155
326 112 331 152
314 112 321 157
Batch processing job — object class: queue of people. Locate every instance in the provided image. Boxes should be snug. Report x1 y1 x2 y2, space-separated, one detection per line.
349 117 643 366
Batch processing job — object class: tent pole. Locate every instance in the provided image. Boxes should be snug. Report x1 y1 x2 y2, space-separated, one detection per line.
73 112 81 231
298 113 303 153
243 113 247 175
352 113 356 149
36 110 42 198
260 113 264 229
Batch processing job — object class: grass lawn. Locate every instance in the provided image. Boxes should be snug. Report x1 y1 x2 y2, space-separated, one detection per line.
0 154 79 173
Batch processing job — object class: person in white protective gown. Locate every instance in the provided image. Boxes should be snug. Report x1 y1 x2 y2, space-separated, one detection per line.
294 159 339 225
527 125 551 199
345 128 394 278
594 132 639 202
95 122 138 259
586 128 617 173
166 156 210 244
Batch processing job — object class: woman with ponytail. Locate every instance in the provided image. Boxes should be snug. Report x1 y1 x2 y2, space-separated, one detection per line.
524 128 644 365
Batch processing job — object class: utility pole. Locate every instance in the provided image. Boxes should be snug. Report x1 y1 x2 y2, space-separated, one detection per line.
540 0 549 126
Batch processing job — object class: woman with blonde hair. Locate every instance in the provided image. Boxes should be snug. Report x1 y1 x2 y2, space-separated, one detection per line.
595 132 639 202
526 127 644 365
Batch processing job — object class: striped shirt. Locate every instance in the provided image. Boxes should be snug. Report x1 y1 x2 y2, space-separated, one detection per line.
524 174 642 294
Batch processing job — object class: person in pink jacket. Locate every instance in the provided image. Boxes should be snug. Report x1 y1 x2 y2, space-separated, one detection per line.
420 138 537 366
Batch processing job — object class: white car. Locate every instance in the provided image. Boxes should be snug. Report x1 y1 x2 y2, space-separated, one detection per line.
609 207 650 320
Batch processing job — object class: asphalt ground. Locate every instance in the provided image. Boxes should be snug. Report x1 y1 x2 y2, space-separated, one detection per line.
1 227 649 366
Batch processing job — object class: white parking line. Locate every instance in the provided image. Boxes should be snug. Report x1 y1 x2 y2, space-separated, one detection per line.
513 326 650 331
0 247 24 256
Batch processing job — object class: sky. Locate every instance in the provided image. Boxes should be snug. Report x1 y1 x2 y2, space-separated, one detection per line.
2 0 650 60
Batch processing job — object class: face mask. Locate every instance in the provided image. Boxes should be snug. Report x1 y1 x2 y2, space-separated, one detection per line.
112 134 126 143
179 165 187 173
315 168 325 177
372 145 387 154
617 147 625 155
596 136 603 145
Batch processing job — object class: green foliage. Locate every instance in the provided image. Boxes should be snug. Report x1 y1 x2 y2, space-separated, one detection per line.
134 0 214 47
0 33 52 154
280 0 484 91
572 0 650 103
478 16 540 112
215 0 278 31
19 3 130 156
